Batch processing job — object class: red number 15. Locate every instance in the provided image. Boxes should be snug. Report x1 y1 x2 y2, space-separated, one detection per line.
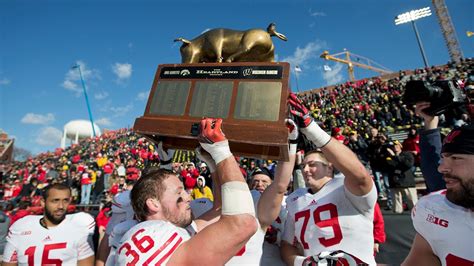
295 203 343 249
25 242 67 266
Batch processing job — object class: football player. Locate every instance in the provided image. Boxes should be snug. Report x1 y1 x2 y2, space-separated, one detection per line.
402 124 474 266
280 93 377 265
116 118 258 265
97 143 214 266
3 183 95 266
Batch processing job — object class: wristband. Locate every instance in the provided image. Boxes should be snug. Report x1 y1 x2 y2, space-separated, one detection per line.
200 140 233 164
289 143 297 155
300 121 331 148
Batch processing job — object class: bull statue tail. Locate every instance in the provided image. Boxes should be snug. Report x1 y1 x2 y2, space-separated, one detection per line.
174 38 191 45
267 23 288 41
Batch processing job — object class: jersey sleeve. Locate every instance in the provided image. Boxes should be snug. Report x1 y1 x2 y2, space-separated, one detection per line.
281 208 296 245
411 196 431 239
343 183 377 216
73 212 96 260
2 225 20 263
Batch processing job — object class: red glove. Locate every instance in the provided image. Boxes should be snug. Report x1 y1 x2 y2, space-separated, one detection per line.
288 93 313 128
198 118 232 164
198 118 227 144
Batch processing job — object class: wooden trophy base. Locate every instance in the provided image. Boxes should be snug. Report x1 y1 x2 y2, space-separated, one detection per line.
133 62 290 161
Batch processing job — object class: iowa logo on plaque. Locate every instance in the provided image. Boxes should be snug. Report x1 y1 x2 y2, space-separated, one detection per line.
133 24 291 160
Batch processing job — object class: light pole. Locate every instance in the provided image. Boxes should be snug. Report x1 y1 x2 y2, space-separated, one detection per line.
395 7 432 68
72 64 97 137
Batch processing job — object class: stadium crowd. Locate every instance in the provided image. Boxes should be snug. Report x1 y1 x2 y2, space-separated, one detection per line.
0 58 472 265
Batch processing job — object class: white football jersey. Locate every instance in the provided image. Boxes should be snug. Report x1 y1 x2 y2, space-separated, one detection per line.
225 190 264 265
106 219 139 266
226 190 287 265
261 195 287 266
116 220 196 265
412 190 474 266
3 213 95 265
283 177 377 265
225 226 265 265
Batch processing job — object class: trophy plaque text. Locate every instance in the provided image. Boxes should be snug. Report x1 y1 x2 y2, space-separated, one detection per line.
133 62 290 161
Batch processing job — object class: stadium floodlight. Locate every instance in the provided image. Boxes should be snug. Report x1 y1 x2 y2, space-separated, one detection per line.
72 64 97 137
395 7 432 67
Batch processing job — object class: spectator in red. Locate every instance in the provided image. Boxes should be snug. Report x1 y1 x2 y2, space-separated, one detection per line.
331 127 346 143
109 183 119 196
125 163 140 181
10 201 32 226
72 154 81 164
10 180 22 200
110 176 127 196
139 147 149 166
373 202 386 255
102 158 114 190
11 178 38 206
80 166 92 205
180 162 199 193
36 163 47 183
76 163 85 174
402 126 421 168
96 203 112 243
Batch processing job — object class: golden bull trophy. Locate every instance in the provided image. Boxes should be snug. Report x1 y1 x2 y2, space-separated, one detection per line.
133 23 291 160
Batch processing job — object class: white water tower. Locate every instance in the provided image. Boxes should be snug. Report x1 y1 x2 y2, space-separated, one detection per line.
61 120 101 148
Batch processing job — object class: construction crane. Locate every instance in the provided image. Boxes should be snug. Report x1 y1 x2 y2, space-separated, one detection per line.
431 0 464 63
320 50 393 81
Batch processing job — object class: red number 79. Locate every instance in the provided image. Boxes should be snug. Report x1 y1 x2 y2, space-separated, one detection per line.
295 203 343 249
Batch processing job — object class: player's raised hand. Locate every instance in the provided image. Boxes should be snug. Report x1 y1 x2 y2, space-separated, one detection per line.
198 118 227 144
288 94 330 148
198 118 232 164
285 118 299 142
415 101 438 130
157 141 174 170
288 93 313 128
286 118 299 155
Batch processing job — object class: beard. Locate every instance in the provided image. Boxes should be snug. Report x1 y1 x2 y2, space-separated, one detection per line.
44 207 67 225
163 205 192 228
445 174 474 209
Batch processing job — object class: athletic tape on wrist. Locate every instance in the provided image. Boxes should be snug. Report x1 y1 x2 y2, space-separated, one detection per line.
200 140 233 164
293 256 306 266
221 181 255 216
301 122 331 148
289 143 297 155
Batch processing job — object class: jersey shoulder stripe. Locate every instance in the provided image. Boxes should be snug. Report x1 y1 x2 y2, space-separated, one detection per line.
145 232 183 265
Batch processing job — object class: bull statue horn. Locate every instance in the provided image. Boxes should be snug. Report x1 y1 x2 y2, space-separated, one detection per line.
267 23 287 41
174 38 191 45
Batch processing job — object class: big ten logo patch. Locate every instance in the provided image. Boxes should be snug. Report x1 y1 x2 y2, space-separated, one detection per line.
426 214 449 228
